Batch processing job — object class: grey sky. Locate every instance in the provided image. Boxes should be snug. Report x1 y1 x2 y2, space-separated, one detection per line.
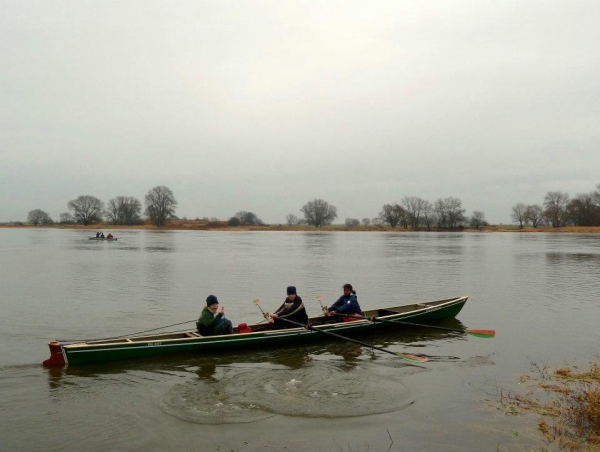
1 1 599 224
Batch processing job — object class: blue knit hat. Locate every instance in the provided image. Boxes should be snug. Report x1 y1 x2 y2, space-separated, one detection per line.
286 286 297 295
206 295 218 306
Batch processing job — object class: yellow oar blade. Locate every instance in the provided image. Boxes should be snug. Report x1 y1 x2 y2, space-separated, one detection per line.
398 353 429 363
465 329 495 338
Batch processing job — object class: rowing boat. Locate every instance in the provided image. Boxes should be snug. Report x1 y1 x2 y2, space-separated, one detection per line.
88 237 118 241
43 295 468 367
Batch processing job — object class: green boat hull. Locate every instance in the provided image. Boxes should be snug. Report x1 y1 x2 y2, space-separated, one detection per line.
50 296 467 366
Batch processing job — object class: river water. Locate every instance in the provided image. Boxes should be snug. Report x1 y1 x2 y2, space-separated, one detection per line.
0 229 598 451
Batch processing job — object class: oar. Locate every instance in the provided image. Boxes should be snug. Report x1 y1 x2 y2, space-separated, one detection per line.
335 313 495 338
253 298 270 319
57 319 198 343
316 295 328 314
253 299 427 363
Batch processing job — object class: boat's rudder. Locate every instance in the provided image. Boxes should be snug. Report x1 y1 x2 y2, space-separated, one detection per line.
43 341 66 367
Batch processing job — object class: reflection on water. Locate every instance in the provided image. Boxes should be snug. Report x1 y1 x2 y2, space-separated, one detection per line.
545 251 600 264
302 232 337 256
196 362 217 381
144 231 177 253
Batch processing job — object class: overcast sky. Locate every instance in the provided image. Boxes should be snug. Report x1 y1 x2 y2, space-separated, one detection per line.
1 1 599 224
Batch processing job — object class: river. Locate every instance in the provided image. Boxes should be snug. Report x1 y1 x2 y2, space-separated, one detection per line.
1 228 598 451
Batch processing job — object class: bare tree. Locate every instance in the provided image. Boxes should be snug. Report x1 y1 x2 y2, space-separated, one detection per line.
421 200 433 231
567 194 600 226
286 214 300 225
27 209 53 225
402 196 427 230
59 212 74 224
345 218 360 227
593 183 600 206
106 196 142 225
144 186 178 227
301 199 337 227
361 218 371 226
524 204 543 228
234 211 263 225
469 211 487 230
434 197 465 229
378 203 405 228
446 197 466 229
433 198 447 229
511 203 528 228
67 195 104 225
543 191 570 228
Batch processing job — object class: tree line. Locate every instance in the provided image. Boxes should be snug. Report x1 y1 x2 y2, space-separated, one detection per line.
26 183 599 229
288 196 487 230
26 193 485 230
28 186 179 227
511 184 600 228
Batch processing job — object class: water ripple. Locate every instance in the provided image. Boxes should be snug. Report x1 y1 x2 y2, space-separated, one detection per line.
160 360 415 423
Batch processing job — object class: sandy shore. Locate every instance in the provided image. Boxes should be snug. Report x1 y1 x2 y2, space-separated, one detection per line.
2 220 600 233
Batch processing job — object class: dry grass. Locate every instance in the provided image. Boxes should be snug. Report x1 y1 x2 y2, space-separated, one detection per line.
499 359 600 450
2 220 600 233
483 226 600 233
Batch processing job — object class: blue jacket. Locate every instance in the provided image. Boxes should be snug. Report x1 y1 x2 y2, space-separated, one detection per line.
327 294 362 315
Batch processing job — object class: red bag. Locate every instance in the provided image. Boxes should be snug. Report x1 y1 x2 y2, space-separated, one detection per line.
237 323 252 334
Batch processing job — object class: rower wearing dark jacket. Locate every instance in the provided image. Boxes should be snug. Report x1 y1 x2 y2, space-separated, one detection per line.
326 284 363 317
197 295 233 336
269 286 308 329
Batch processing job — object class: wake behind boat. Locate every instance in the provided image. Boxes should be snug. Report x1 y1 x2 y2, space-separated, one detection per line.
43 296 469 367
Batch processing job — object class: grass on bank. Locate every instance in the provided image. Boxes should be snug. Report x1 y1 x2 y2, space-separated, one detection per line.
499 359 600 451
2 219 600 233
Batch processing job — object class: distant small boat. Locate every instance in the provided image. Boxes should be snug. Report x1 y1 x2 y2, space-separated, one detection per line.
43 296 468 367
88 237 117 241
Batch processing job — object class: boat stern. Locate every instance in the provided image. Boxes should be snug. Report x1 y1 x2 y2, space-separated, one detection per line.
42 341 67 367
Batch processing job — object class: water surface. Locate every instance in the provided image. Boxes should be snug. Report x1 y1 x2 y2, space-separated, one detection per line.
1 229 598 451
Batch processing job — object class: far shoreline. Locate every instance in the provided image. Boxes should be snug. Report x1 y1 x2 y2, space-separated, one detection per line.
1 220 599 233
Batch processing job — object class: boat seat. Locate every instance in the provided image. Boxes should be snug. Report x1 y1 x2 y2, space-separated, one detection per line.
377 309 399 316
186 332 201 337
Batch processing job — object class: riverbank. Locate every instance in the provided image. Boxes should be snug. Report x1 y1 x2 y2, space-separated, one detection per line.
2 220 600 233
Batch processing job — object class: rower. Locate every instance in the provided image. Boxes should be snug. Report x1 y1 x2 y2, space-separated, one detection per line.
325 284 363 322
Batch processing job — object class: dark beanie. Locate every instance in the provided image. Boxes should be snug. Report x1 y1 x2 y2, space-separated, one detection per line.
286 286 297 295
206 295 218 306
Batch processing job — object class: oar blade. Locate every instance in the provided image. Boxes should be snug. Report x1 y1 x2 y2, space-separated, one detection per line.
465 329 495 338
398 353 429 363
253 298 261 305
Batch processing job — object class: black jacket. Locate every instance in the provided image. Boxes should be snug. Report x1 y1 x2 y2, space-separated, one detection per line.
274 295 308 327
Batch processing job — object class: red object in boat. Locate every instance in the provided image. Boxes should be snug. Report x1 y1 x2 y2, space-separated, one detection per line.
43 341 66 367
342 315 362 322
237 323 252 334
